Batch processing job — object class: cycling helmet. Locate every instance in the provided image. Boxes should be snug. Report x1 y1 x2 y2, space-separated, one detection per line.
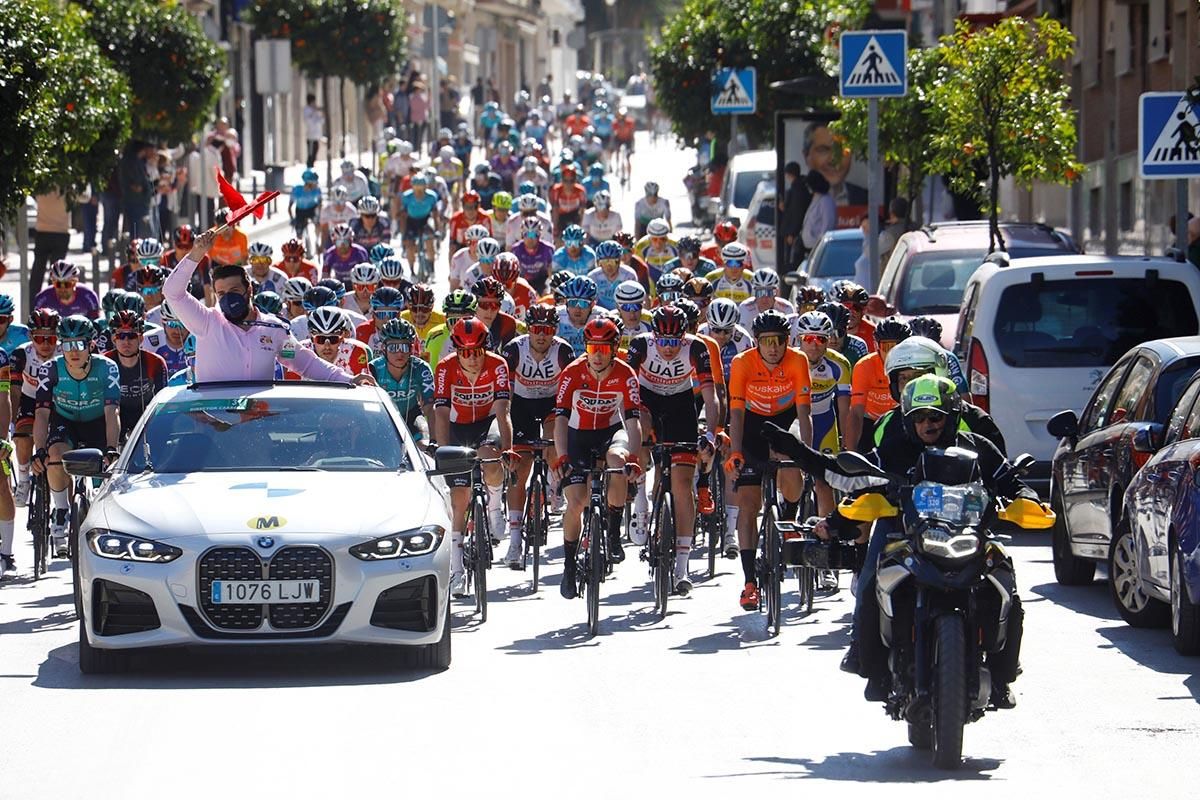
796 285 827 309
369 286 405 311
672 267 694 285
301 285 339 312
443 289 478 315
462 190 481 206
397 140 414 155
281 238 305 258
253 292 283 315
561 275 598 301
317 278 347 299
410 173 428 187
875 315 912 344
706 298 740 329
644 182 659 196
331 185 349 202
476 237 502 261
473 163 491 176
562 224 585 243
645 218 670 237
464 224 489 243
677 235 701 256
613 231 635 249
816 301 850 336
751 268 780 291
379 257 406 282
720 242 749 263
651 305 687 337
307 306 350 337
0 294 14 316
302 168 319 183
794 311 834 338
57 314 95 341
369 242 394 263
885 336 950 401
548 270 574 300
330 223 354 243
282 276 313 303
560 162 577 177
472 276 506 300
492 191 513 211
109 310 144 334
518 181 539 197
517 193 540 212
493 253 521 285
438 145 454 160
497 141 513 155
656 272 684 299
135 266 165 288
247 241 273 261
714 221 738 245
159 299 180 323
526 304 559 326
113 292 145 315
29 309 61 332
380 317 417 343
900 375 961 446
908 316 944 342
408 283 436 309
520 216 543 236
350 262 381 286
751 309 791 338
589 163 604 177
174 225 195 247
583 318 620 345
340 159 355 173
683 276 715 303
450 317 489 349
675 298 701 328
357 195 381 215
832 280 869 306
595 240 622 261
101 290 127 318
136 238 164 261
49 260 80 282
593 190 611 210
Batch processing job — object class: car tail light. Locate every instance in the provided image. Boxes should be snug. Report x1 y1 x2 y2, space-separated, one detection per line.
969 338 989 413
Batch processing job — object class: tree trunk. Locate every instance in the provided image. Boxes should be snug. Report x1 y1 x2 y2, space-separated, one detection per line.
324 75 333 191
340 78 348 159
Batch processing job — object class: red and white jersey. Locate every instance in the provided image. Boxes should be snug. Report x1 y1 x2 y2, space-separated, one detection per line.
554 357 641 431
13 341 60 399
434 352 511 424
449 211 493 249
449 246 476 287
292 338 372 377
503 335 573 400
625 333 714 397
354 321 384 354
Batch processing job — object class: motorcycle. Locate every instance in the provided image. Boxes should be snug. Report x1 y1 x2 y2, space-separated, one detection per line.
683 165 714 228
834 447 1054 770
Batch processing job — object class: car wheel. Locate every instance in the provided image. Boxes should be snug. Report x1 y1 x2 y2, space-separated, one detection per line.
406 601 451 670
77 619 129 675
1052 489 1095 586
1171 543 1200 655
1108 523 1168 628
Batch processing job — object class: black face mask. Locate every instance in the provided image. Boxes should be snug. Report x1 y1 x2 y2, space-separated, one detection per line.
219 291 250 323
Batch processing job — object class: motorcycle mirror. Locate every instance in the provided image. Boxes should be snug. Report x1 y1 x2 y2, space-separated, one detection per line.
1011 453 1037 475
835 451 882 477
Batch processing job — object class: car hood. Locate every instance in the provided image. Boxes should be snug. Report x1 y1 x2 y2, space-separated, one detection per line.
93 471 445 541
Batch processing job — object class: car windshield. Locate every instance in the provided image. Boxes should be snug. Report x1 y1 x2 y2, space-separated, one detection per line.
124 396 411 473
993 278 1199 368
733 172 773 210
810 236 862 278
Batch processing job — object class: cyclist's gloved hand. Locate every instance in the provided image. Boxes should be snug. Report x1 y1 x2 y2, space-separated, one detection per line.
762 421 804 461
624 453 643 479
713 428 731 452
551 454 569 473
501 449 521 466
723 451 745 476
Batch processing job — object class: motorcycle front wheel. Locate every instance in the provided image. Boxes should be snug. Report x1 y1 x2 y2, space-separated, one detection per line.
931 613 967 770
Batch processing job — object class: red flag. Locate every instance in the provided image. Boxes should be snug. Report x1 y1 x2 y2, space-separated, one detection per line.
215 168 264 221
220 191 280 230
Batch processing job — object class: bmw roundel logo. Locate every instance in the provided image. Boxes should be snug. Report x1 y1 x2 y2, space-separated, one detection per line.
256 536 275 549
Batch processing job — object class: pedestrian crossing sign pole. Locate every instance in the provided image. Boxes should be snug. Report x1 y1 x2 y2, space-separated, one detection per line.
711 67 757 159
1139 91 1200 256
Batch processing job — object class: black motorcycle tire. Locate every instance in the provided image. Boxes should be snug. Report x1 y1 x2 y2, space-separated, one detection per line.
931 614 967 770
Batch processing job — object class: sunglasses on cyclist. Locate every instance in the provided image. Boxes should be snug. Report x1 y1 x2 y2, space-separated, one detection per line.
384 342 412 354
529 324 556 336
565 298 592 310
249 257 272 266
0 314 12 324
165 320 186 330
910 410 946 424
618 303 643 313
61 339 90 352
756 334 786 347
800 334 829 344
31 334 57 345
597 258 619 269
139 286 161 296
523 229 539 238
373 310 399 320
753 289 776 298
312 334 342 346
54 280 76 290
477 300 501 311
724 259 745 270
841 300 867 311
708 327 733 336
113 331 141 341
456 346 486 359
655 336 681 348
479 256 496 265
585 342 615 356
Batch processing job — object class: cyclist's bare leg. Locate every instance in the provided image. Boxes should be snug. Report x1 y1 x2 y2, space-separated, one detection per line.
815 479 835 517
562 482 588 543
736 483 762 552
605 447 629 508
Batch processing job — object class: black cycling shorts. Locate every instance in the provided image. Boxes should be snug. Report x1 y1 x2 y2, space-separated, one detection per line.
445 417 500 488
640 389 699 447
735 409 798 488
15 393 36 432
564 425 629 487
510 395 555 446
48 412 108 450
404 215 432 242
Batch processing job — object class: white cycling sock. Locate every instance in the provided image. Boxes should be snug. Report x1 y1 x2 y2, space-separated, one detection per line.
674 536 692 579
487 484 504 513
726 506 740 536
0 518 13 556
17 462 29 483
634 482 649 515
51 488 68 510
507 509 522 535
450 531 464 574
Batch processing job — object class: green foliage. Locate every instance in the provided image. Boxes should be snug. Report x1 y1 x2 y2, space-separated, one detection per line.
928 16 1082 252
246 0 408 88
835 46 946 215
649 0 869 144
75 0 225 146
0 0 131 219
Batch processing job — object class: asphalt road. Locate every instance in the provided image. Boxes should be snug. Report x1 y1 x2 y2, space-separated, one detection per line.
2 135 1197 797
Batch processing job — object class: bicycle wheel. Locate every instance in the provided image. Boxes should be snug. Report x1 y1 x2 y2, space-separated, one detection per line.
524 472 545 593
653 492 675 618
586 507 602 636
473 493 489 622
36 476 50 577
707 471 724 580
30 478 44 580
766 516 782 636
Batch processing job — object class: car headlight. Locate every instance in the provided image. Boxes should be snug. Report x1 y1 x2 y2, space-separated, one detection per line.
87 529 183 563
920 526 980 560
350 525 445 561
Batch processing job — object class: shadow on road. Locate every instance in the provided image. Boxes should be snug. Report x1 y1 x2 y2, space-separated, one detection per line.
706 749 1002 781
1095 624 1200 704
1027 580 1115 621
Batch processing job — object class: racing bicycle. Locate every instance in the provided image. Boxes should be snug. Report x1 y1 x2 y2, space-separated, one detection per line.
642 442 699 620
516 438 553 593
757 459 803 636
572 455 628 636
462 455 503 622
28 470 51 579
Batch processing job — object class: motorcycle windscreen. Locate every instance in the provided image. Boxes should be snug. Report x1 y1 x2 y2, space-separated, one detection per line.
915 446 981 486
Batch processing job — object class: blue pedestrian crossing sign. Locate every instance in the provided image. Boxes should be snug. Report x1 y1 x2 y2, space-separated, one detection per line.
1139 92 1200 179
711 67 756 115
840 30 907 98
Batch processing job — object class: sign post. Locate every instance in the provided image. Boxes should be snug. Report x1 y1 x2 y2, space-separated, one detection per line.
1138 92 1200 255
712 67 757 160
840 29 907 290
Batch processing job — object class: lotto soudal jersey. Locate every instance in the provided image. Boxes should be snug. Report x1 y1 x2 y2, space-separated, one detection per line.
502 335 573 400
434 352 511 424
554 357 641 431
625 333 714 397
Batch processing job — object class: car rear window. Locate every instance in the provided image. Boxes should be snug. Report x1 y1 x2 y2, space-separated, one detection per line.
896 251 984 314
993 278 1199 368
1155 357 1200 422
733 171 773 209
755 200 776 226
810 237 861 279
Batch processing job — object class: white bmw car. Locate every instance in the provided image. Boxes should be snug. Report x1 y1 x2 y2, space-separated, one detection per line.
65 381 473 674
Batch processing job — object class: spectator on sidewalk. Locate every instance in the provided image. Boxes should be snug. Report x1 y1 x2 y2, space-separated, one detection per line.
99 167 121 256
801 169 836 254
303 94 324 168
30 191 72 306
878 197 912 266
409 80 430 151
119 142 155 239
187 139 223 228
778 161 811 271
80 184 99 253
207 117 241 182
156 150 188 245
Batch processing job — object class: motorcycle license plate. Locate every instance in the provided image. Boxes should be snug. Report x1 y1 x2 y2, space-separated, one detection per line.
211 580 320 604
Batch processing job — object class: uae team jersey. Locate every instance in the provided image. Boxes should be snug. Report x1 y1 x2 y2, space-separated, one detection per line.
555 357 641 430
625 334 714 397
503 335 573 400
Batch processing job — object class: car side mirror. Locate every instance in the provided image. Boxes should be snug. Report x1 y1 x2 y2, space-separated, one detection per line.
429 445 477 477
783 271 807 287
1046 409 1079 440
1131 424 1163 454
62 448 107 478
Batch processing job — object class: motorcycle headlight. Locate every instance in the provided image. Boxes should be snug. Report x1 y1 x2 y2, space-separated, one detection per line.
920 525 980 560
87 529 182 563
350 525 445 561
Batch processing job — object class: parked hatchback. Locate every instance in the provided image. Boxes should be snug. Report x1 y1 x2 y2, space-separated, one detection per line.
788 228 864 300
954 255 1200 495
739 182 776 270
1046 337 1200 588
714 148 775 225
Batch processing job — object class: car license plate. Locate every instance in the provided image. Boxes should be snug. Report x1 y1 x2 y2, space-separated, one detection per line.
210 580 320 604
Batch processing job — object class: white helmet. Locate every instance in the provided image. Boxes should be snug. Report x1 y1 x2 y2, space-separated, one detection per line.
885 336 950 378
350 262 381 286
307 306 350 337
464 225 490 243
476 238 502 260
136 238 164 260
159 299 180 323
794 310 834 337
438 127 453 140
49 260 80 282
644 181 659 196
331 184 349 202
247 241 273 260
721 242 749 262
751 268 780 291
517 193 540 212
592 190 611 210
438 145 455 160
398 140 414 155
614 280 646 305
378 257 406 282
501 293 516 315
646 217 670 237
282 277 312 303
706 298 740 329
357 195 381 215
522 156 539 170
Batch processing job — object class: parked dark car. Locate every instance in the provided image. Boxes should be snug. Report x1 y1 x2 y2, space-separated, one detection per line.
1046 337 1200 589
1120 368 1200 653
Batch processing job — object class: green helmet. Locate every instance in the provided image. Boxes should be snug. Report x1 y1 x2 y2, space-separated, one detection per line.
57 314 96 341
443 289 478 315
102 289 128 319
114 291 146 315
900 375 961 445
380 317 417 343
492 191 513 211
